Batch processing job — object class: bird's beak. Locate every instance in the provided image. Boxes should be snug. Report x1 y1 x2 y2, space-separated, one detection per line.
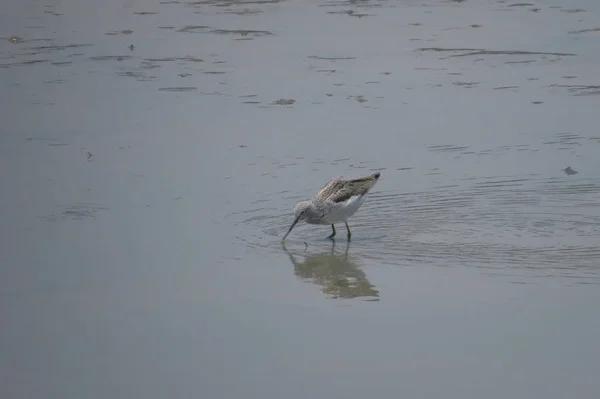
282 215 300 240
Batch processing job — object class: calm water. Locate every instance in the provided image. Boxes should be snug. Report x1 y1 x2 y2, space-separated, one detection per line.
2 0 600 398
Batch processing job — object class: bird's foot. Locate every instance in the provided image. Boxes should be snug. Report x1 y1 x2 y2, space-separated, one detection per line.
327 224 336 240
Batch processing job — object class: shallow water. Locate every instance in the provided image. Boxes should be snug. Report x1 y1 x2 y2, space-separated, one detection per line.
2 0 600 398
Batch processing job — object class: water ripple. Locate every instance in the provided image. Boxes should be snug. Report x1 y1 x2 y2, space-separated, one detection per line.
226 175 600 282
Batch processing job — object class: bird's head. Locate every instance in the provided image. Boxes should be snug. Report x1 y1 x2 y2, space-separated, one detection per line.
282 201 311 240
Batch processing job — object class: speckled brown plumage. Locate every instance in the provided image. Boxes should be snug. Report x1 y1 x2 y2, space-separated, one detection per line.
315 172 381 204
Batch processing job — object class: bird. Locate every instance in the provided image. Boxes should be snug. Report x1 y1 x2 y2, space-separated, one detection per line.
282 172 381 241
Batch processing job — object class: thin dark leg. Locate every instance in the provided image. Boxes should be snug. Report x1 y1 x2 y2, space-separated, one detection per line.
345 222 352 240
326 224 336 239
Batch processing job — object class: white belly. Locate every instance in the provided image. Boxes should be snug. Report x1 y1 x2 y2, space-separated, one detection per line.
324 195 366 224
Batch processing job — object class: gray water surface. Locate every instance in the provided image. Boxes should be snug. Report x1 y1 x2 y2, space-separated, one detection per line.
2 0 600 398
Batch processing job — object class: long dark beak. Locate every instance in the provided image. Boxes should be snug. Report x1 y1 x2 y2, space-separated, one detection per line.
282 215 300 240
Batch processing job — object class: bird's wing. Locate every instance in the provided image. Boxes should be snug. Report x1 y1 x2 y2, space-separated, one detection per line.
322 174 379 204
314 176 344 202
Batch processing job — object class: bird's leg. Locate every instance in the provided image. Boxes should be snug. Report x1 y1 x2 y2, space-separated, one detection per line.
345 222 352 240
326 224 336 239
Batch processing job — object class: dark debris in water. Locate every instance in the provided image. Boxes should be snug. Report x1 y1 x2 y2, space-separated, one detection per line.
326 10 371 17
453 81 479 88
199 91 231 96
348 95 367 103
543 132 585 146
548 84 600 96
145 56 203 63
428 144 469 153
115 71 148 79
158 87 198 92
507 2 535 7
41 204 109 222
222 8 263 15
90 55 134 61
273 99 295 105
210 29 274 37
417 47 576 58
563 167 578 175
308 55 356 61
177 25 210 33
140 61 160 70
568 28 600 34
187 0 281 5
1 59 50 68
26 44 94 54
320 0 383 8
105 29 134 35
505 60 536 64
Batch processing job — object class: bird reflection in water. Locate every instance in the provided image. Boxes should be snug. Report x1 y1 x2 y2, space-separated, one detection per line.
281 240 379 300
